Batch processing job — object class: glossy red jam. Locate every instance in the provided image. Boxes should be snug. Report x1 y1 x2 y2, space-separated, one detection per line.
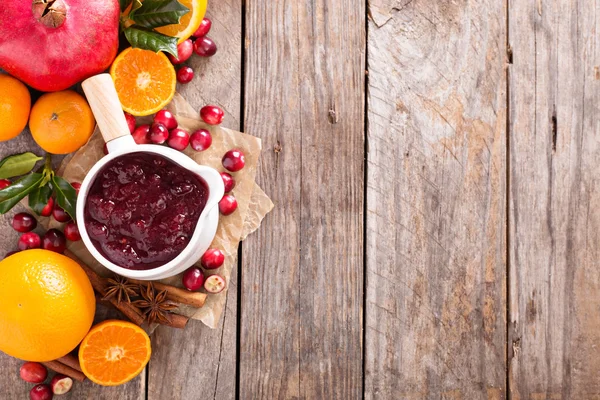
84 152 208 270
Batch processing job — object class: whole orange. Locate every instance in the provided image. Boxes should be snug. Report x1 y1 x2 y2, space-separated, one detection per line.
0 249 96 362
29 90 95 154
0 74 30 141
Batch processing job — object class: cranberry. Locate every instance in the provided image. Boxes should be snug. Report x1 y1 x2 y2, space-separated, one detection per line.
18 232 41 250
30 384 53 400
71 182 81 194
153 109 178 130
204 274 226 294
103 143 109 155
222 149 245 171
220 172 235 193
167 128 190 151
193 18 212 37
52 205 71 223
150 123 169 144
200 105 224 125
4 250 19 259
40 197 54 217
64 221 81 242
177 66 194 84
219 194 238 216
190 129 212 151
194 36 217 57
132 124 151 144
12 212 37 233
20 362 47 384
0 179 10 190
201 248 225 269
86 221 108 240
50 374 73 395
124 112 136 134
42 229 67 254
168 39 194 64
182 266 205 290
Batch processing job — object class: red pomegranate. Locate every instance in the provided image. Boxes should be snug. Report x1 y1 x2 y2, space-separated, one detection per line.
0 0 120 92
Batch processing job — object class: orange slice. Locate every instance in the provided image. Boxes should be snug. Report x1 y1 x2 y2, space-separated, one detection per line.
155 0 207 43
110 48 176 116
79 320 151 386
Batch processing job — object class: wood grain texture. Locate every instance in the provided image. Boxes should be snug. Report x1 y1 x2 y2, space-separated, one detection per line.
508 0 600 398
240 0 365 398
365 0 507 398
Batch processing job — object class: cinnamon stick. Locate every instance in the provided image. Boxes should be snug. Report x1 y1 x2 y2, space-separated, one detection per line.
42 360 86 382
129 279 207 308
164 312 190 329
57 354 82 372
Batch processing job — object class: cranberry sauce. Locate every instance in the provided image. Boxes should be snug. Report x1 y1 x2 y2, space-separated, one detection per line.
84 152 208 270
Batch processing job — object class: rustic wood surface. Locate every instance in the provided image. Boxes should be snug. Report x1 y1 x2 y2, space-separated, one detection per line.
2 0 600 399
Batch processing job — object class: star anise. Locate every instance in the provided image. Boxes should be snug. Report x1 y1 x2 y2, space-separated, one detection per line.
132 283 178 325
102 275 139 304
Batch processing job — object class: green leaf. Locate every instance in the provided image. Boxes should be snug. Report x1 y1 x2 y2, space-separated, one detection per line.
52 175 77 221
129 0 189 28
124 26 179 56
119 0 133 12
0 153 42 179
131 0 143 13
29 183 53 216
0 173 44 214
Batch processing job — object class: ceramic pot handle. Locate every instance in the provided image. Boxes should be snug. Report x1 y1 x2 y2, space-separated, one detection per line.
82 74 130 143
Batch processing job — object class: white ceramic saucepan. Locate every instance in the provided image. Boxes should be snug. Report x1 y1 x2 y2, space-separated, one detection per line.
78 74 224 281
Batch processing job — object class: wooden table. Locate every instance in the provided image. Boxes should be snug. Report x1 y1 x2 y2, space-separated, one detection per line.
1 0 599 398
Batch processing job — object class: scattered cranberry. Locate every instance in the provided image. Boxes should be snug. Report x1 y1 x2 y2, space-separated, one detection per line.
103 143 109 155
153 109 178 130
132 124 151 145
194 37 217 57
182 266 205 291
190 129 212 151
4 250 18 259
177 66 194 84
219 194 238 216
40 197 54 217
220 172 235 193
71 182 81 195
200 105 224 125
193 18 212 37
204 274 226 294
221 149 245 172
124 112 136 134
42 229 67 254
167 128 190 151
168 39 194 64
30 384 53 400
150 123 169 144
64 221 81 242
20 362 47 384
12 212 37 233
50 374 73 395
52 205 71 223
0 179 10 190
18 232 41 250
201 248 225 269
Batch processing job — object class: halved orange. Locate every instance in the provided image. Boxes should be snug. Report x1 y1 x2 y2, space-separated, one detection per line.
110 48 176 116
155 0 207 43
79 320 151 386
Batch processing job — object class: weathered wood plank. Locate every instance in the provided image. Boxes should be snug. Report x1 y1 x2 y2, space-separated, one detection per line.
365 0 507 398
508 0 600 398
240 0 365 398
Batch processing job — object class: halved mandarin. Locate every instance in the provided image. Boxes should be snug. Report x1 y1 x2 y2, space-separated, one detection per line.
110 48 176 116
155 0 207 43
79 320 151 386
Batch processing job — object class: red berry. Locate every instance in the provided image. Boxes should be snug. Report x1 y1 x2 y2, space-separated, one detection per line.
201 248 225 269
20 362 47 384
124 112 136 134
219 194 238 216
30 384 53 400
168 39 194 64
220 172 235 193
204 274 226 294
193 18 212 37
193 36 217 57
150 123 169 144
50 374 73 395
52 205 71 223
71 182 81 194
12 212 37 233
190 129 212 151
167 128 190 151
200 105 224 125
182 266 205 291
0 179 10 189
103 143 109 155
40 197 54 217
4 250 19 259
177 66 194 84
64 221 81 242
42 229 67 254
19 232 41 250
221 149 245 172
132 124 151 144
153 109 178 130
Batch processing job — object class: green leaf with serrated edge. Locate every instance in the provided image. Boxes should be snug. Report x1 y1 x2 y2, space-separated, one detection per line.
0 173 44 214
119 0 133 12
124 26 178 56
129 0 189 28
0 153 42 179
29 183 53 216
52 175 77 221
